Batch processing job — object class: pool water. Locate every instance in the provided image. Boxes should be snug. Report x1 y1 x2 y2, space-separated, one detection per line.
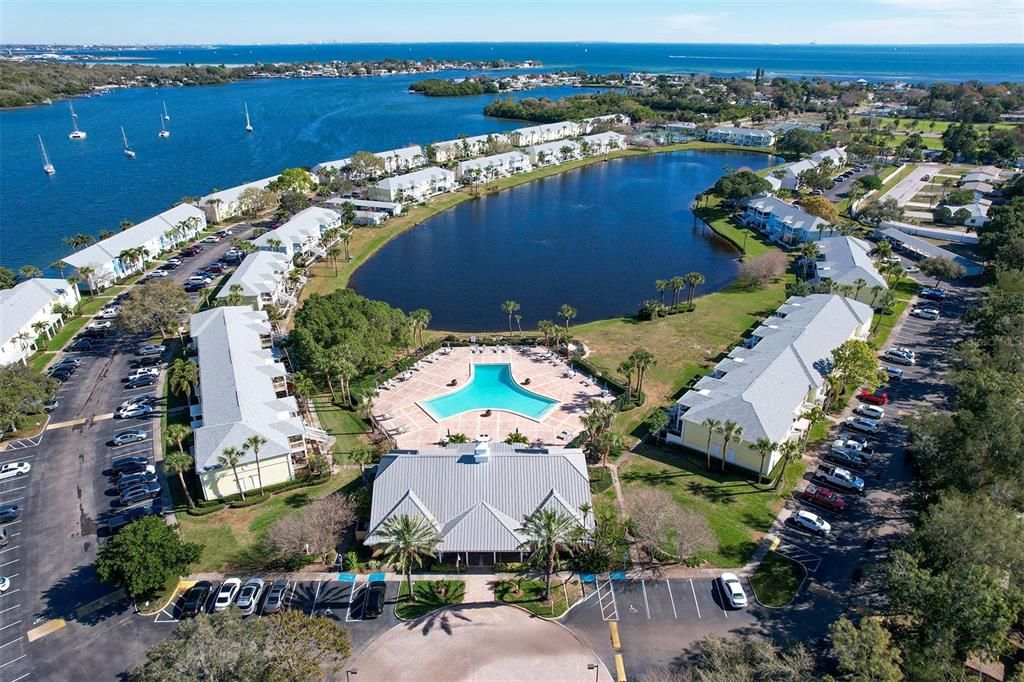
419 363 559 422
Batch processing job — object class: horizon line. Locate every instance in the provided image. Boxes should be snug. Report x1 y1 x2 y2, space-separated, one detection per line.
3 40 1022 48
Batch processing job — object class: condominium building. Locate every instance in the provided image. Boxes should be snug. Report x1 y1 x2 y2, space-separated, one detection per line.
508 121 581 147
0 278 81 366
705 126 776 147
368 167 456 202
253 207 342 259
455 151 532 181
198 176 278 223
741 195 829 246
525 140 581 166
216 251 295 311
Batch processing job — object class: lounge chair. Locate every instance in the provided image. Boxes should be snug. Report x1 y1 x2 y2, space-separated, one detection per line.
375 412 394 421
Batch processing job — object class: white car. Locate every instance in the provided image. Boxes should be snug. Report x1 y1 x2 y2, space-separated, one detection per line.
720 572 747 609
164 257 183 267
845 417 880 435
96 306 120 319
214 578 241 611
793 510 832 536
146 270 169 278
883 366 903 381
0 463 31 481
202 235 221 243
854 404 885 420
136 345 165 356
0 577 10 593
86 320 112 330
187 275 213 285
905 265 920 274
120 395 156 410
911 306 940 320
117 404 154 419
884 348 916 366
236 577 265 616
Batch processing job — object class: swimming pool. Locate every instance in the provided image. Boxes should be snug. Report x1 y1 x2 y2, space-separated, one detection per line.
419 363 559 422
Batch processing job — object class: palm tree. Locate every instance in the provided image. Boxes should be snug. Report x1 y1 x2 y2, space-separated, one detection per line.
218 446 246 500
501 300 520 338
77 266 96 295
596 431 624 471
669 276 686 308
31 320 50 343
870 240 893 262
243 435 268 496
868 285 884 307
163 431 196 510
617 360 635 402
19 265 41 280
518 508 577 601
702 418 721 470
774 440 802 489
120 220 134 231
223 284 244 307
51 260 68 279
684 271 705 308
853 278 867 300
266 237 283 253
558 304 576 332
168 359 200 404
628 348 656 397
514 314 523 334
752 437 777 484
801 406 826 446
374 514 441 601
537 320 556 347
655 279 669 306
291 371 317 420
410 309 431 347
717 420 743 472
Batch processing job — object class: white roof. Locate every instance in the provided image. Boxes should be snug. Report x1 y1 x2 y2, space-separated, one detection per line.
746 195 828 232
375 145 423 162
0 278 73 344
710 126 774 138
217 251 290 299
814 236 888 290
513 121 579 139
375 167 455 190
677 294 873 443
366 444 594 552
944 203 989 219
253 207 340 249
190 307 303 472
582 131 626 145
199 175 277 208
526 140 581 156
456 151 529 173
433 133 509 151
322 198 402 213
809 148 847 165
63 203 205 269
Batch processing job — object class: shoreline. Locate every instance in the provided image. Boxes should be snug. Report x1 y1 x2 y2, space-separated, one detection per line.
302 141 779 304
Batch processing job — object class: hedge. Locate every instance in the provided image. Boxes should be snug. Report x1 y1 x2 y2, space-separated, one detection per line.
228 495 270 509
187 503 226 516
494 562 527 573
196 474 330 508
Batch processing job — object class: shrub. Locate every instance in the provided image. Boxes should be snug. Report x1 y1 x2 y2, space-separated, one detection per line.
737 251 788 288
344 551 360 571
187 503 226 516
494 562 526 573
229 495 269 509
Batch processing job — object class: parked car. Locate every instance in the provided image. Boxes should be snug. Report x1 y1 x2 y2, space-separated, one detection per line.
53 356 81 368
919 287 947 301
911 306 940 320
214 578 242 611
884 348 916 366
0 462 31 481
164 257 183 267
49 362 77 377
882 366 903 381
236 578 265 616
792 509 832 536
96 306 120 319
825 447 870 471
719 573 747 609
857 389 889 405
110 455 149 474
184 281 207 293
116 404 154 420
116 482 161 506
845 416 880 434
202 235 222 243
187 275 213 286
136 344 165 356
125 375 157 389
0 528 9 548
854 404 885 420
263 581 287 614
0 504 21 523
800 483 847 513
44 397 59 413
905 265 920 274
0 577 10 593
127 367 161 381
119 395 156 410
69 338 94 351
115 471 158 491
181 581 213 617
116 462 156 478
364 580 387 618
130 355 164 369
111 430 148 446
204 263 226 274
145 270 169 279
814 464 866 494
86 320 112 331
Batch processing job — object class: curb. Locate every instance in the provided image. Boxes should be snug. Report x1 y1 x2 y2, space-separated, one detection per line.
746 552 807 610
136 579 194 617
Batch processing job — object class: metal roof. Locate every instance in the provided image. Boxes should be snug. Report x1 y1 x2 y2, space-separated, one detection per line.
455 151 529 173
746 195 829 232
0 278 74 346
198 175 278 209
877 227 983 275
366 443 593 553
253 207 340 250
676 294 874 443
814 236 888 290
374 167 455 190
63 203 206 270
217 251 290 299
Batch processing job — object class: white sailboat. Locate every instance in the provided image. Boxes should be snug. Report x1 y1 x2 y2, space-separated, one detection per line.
244 102 253 133
163 101 170 121
68 104 86 140
39 135 55 175
158 114 170 138
121 126 136 158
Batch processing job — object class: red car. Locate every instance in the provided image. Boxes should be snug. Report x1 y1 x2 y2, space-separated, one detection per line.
857 389 889 405
800 483 847 513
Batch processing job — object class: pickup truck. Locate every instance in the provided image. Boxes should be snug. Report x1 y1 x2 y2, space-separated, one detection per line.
799 483 848 513
814 464 865 494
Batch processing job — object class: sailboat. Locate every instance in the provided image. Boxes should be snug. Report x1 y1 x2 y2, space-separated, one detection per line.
68 104 86 140
163 101 170 121
121 126 136 158
244 102 253 133
158 114 170 138
39 135 55 175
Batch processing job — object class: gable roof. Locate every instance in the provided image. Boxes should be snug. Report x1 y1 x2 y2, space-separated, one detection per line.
814 236 888 290
199 175 278 210
217 251 290 299
253 207 340 249
375 167 455 190
456 151 529 173
366 444 592 552
0 278 73 344
746 195 828 232
63 203 205 269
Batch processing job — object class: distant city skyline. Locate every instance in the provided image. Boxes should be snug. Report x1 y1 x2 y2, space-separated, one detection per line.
2 0 1022 45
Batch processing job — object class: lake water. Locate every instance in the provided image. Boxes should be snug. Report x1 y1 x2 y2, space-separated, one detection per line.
349 150 777 331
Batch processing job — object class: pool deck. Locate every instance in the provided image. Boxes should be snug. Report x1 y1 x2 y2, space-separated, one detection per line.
371 345 612 450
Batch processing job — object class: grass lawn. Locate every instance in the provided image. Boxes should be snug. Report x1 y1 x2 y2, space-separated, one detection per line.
694 197 775 258
873 163 918 202
495 578 581 618
868 117 1020 134
311 395 370 462
79 296 113 316
870 278 919 349
44 317 88 351
176 469 361 572
29 352 55 373
617 444 806 567
749 551 806 607
395 580 466 619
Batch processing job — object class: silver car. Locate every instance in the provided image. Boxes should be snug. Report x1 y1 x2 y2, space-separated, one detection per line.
236 578 265 616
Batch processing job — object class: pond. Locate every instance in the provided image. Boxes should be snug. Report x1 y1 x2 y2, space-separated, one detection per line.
349 150 779 331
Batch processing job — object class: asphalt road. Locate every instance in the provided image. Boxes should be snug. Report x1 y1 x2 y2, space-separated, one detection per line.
823 165 873 203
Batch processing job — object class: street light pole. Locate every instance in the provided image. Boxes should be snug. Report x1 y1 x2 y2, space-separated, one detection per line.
588 663 599 682
346 670 358 682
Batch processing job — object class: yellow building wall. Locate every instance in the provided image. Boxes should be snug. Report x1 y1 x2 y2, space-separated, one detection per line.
200 454 294 501
679 421 778 476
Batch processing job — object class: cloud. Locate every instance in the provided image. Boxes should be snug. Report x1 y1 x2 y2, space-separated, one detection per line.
657 13 719 32
872 0 1023 20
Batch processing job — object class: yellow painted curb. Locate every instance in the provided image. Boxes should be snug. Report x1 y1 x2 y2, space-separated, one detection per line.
26 618 65 642
614 653 627 682
769 536 781 551
137 580 195 617
609 621 621 649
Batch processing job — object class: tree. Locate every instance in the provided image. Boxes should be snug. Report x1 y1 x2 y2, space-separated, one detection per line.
629 348 656 397
752 437 777 484
645 408 669 444
518 508 577 601
856 174 884 195
163 424 195 510
712 170 772 206
269 167 316 194
829 616 904 682
655 279 669 306
537 319 556 347
0 267 15 290
261 609 352 681
78 265 97 294
859 198 905 226
243 434 268 497
827 339 881 407
19 265 41 280
168 359 199 404
96 516 201 601
683 271 705 308
504 431 530 445
918 256 965 287
798 166 835 191
682 636 813 681
596 430 624 470
558 303 576 332
717 419 743 472
617 360 635 402
626 488 715 564
774 439 802 488
801 194 839 223
0 364 58 435
117 280 191 337
737 251 787 287
409 308 431 347
218 446 246 500
220 283 244 307
301 495 355 563
702 417 721 470
501 300 520 338
374 514 441 601
347 150 386 179
776 128 828 156
276 190 311 219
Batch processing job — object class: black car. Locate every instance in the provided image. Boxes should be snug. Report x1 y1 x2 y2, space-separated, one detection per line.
115 471 159 491
181 581 213 617
0 504 21 523
263 581 287 614
125 375 157 389
825 449 870 471
69 338 94 351
919 287 947 301
110 455 150 475
49 363 76 377
130 356 164 369
53 357 82 368
184 281 207 293
81 328 110 339
50 368 75 382
117 482 161 506
364 581 387 619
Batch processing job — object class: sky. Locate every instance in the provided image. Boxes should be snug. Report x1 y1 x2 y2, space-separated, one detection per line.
2 0 1022 45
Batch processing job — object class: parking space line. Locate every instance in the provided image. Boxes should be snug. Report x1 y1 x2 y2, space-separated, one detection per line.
0 589 21 600
287 581 297 610
689 579 701 619
10 671 30 682
0 655 26 668
0 521 21 529
640 579 650 619
0 559 20 569
0 637 22 649
310 581 322 615
0 621 21 632
714 581 727 618
0 546 18 554
346 581 364 623
0 498 22 505
665 579 678 619
0 605 20 615
0 487 26 496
